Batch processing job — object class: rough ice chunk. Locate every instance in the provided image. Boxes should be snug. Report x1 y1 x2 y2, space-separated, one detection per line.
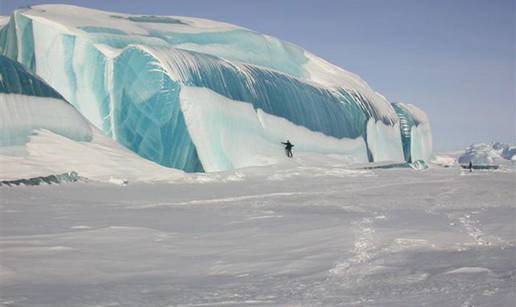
0 171 81 186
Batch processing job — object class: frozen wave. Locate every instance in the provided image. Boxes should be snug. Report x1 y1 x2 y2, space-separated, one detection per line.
179 86 368 171
0 55 182 182
0 4 432 171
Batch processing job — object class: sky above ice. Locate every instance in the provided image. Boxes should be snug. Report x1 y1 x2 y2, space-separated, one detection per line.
1 0 514 150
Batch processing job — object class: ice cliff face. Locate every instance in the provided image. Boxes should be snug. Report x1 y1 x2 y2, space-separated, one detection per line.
391 102 432 163
0 54 182 181
0 4 432 172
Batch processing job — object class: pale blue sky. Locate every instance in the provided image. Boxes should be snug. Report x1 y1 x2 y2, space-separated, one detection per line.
1 0 514 150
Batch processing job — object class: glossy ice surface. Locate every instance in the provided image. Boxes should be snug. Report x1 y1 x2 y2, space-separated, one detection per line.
0 5 432 171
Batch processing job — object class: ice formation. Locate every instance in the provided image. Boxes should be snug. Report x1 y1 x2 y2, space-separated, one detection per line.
0 5 432 172
492 142 516 161
0 55 182 182
180 86 368 171
458 143 516 165
0 55 92 146
391 102 432 162
0 171 81 186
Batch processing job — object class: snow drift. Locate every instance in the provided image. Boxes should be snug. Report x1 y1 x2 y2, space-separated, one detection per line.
0 5 432 172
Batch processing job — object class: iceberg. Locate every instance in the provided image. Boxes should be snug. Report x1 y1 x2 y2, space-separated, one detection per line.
492 142 516 161
458 142 516 166
0 54 182 182
0 5 432 172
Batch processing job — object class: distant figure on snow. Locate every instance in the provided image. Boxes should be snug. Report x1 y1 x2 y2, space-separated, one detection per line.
281 140 294 158
468 161 473 172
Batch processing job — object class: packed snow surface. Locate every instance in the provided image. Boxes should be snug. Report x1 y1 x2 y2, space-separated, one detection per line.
1 156 514 306
0 5 432 171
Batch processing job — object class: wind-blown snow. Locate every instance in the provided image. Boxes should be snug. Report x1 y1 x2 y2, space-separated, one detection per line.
0 4 432 171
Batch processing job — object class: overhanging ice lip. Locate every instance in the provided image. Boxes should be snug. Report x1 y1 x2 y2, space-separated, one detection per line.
0 4 432 172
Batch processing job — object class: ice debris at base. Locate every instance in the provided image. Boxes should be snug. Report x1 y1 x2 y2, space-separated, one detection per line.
0 55 183 182
108 177 129 186
0 171 81 186
0 4 432 172
359 159 427 170
458 143 516 166
410 159 428 170
361 162 412 170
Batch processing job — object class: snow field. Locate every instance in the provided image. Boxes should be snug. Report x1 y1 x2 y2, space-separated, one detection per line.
1 160 514 306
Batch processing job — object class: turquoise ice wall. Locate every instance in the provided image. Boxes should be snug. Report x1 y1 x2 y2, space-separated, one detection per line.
391 103 420 162
112 46 394 170
0 6 431 171
112 48 203 172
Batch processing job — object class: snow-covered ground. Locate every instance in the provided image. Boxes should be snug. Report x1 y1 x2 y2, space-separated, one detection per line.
1 156 515 306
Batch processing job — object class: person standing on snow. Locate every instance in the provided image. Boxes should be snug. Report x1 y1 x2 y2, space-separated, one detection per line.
281 140 294 158
468 161 473 172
